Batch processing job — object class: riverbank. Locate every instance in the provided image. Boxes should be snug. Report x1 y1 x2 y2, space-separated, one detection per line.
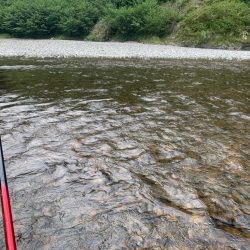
1 39 250 61
1 0 249 50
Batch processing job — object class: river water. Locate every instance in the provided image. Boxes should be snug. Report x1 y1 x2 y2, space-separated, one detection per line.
0 58 249 249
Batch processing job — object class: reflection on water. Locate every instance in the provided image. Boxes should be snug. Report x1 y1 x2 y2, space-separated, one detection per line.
0 58 249 249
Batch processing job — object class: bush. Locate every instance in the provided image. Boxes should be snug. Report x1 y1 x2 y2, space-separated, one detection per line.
108 0 179 39
0 8 5 33
111 0 138 8
2 1 61 38
0 0 108 38
176 0 250 45
57 1 100 38
240 0 250 5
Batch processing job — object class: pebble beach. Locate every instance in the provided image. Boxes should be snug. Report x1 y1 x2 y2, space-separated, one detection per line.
0 39 250 60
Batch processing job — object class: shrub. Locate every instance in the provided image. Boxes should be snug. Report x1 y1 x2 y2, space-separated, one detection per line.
2 1 61 38
240 0 250 5
176 0 250 44
108 0 179 38
111 0 138 8
0 8 5 33
0 0 108 38
57 1 100 38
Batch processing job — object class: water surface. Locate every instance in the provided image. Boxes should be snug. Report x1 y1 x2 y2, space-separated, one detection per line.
0 58 249 249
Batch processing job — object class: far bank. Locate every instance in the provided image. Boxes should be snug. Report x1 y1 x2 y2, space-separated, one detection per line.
0 0 249 50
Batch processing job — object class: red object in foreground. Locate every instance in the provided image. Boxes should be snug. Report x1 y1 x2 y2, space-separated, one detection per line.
0 137 16 250
1 184 16 250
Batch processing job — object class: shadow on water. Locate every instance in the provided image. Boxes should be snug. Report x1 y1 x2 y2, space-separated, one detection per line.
0 58 250 249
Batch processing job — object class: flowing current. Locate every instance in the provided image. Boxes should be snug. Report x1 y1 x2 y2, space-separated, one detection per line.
0 58 249 249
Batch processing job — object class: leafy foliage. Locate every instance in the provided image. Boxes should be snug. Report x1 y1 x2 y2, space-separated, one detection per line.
108 0 179 38
57 1 101 37
110 0 139 8
0 0 108 38
2 1 60 37
176 0 250 44
0 0 249 46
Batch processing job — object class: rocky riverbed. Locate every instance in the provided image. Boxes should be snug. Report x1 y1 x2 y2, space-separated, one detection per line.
0 39 250 60
0 57 249 249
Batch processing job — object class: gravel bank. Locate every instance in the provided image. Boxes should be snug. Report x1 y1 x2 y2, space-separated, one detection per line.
0 39 250 60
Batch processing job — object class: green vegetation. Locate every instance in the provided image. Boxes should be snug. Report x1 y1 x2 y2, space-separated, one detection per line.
109 0 179 39
176 0 250 46
0 0 249 47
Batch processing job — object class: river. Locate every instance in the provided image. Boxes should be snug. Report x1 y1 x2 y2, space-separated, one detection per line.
0 58 249 249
